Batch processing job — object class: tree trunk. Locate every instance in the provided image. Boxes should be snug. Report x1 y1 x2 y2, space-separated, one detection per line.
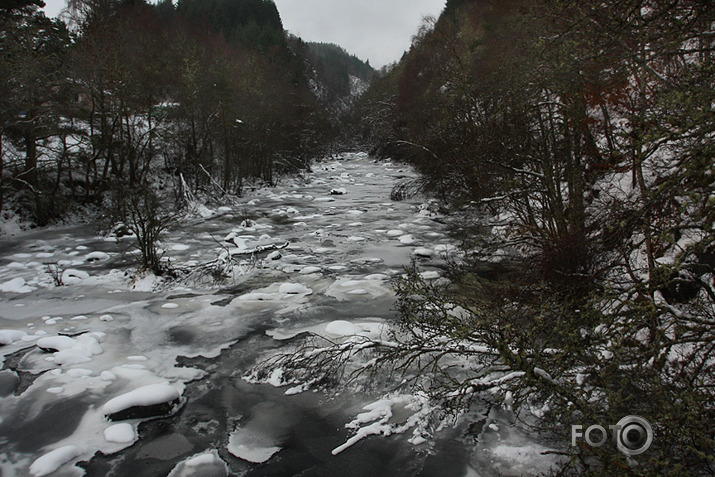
24 127 38 187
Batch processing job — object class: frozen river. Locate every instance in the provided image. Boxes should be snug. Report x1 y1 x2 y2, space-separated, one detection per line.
0 153 556 476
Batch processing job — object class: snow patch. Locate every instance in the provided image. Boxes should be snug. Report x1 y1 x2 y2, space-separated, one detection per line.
29 445 83 476
332 394 433 455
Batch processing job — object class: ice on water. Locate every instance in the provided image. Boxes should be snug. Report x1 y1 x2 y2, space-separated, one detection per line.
0 153 533 475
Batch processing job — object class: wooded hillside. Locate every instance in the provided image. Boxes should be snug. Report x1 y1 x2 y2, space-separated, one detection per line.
0 0 352 227
351 1 715 473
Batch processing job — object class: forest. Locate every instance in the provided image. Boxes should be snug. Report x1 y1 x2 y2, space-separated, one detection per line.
0 0 371 231
1 0 714 475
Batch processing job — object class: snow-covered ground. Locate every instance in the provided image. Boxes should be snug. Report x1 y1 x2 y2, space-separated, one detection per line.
0 152 556 476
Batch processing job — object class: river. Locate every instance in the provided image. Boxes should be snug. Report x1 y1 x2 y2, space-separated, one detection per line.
0 152 555 476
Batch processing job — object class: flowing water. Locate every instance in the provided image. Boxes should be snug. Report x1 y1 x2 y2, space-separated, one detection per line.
0 153 556 476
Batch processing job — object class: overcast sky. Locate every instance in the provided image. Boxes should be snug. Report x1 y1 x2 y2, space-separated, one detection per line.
41 0 446 67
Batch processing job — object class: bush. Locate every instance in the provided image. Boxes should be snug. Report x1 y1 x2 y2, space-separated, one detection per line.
111 185 176 275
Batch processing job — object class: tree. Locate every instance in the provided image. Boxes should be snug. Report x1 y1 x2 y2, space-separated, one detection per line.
1 2 72 222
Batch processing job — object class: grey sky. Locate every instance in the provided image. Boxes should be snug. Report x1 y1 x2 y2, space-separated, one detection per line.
42 0 446 67
273 0 446 67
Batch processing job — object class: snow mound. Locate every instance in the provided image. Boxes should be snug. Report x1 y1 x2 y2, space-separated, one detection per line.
85 251 110 261
0 329 28 345
278 283 312 295
104 423 135 443
103 383 181 419
412 248 434 257
61 269 90 285
398 235 416 245
38 334 104 365
30 445 83 476
324 320 360 336
0 277 35 293
267 318 387 342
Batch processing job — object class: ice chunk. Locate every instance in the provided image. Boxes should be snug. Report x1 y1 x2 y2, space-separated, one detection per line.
299 266 321 275
324 320 360 337
412 248 434 257
278 283 312 295
30 445 82 476
399 235 415 245
104 423 135 443
227 443 282 464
